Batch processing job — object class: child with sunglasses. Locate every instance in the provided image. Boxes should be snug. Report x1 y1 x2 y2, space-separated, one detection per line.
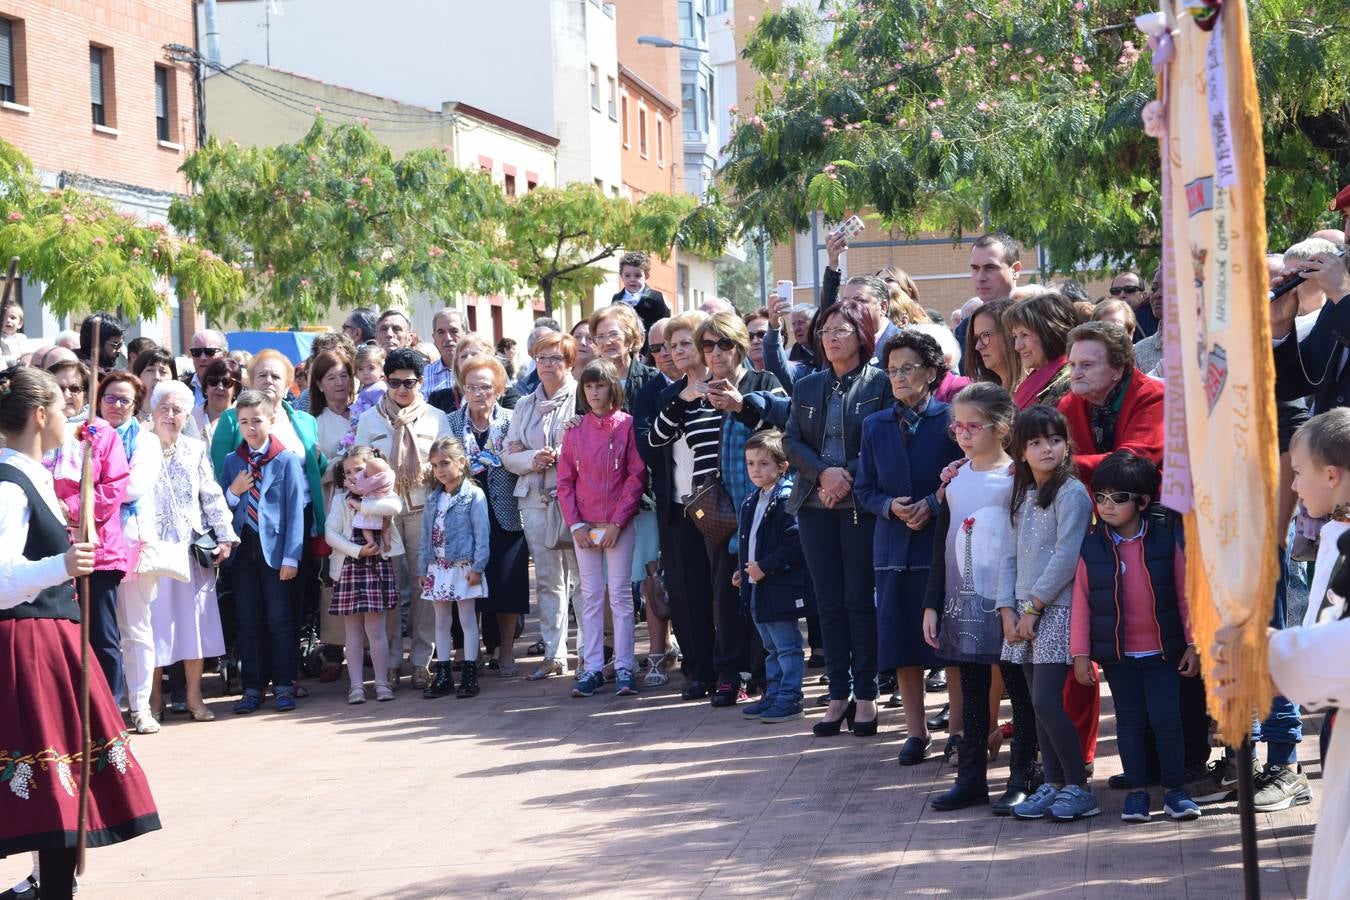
1071 450 1201 823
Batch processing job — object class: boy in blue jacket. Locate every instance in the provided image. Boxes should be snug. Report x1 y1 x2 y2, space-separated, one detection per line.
219 389 306 715
733 430 808 723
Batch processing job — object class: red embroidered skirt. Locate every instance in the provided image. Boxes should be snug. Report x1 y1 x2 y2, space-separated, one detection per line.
0 617 161 857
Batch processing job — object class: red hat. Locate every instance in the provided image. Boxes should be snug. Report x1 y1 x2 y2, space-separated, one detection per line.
1330 183 1350 214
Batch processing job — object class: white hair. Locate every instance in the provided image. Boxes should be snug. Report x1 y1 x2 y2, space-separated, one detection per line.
910 323 961 370
1284 237 1341 262
150 379 194 412
789 304 815 316
54 330 80 350
960 297 984 319
191 329 229 350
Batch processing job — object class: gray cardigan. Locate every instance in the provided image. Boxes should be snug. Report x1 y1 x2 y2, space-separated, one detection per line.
997 479 1093 609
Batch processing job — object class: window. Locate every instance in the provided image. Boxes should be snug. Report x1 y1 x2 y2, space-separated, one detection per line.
526 177 538 192
620 94 629 146
154 65 177 142
89 44 115 128
0 17 17 105
678 1 693 39
606 76 617 120
681 83 696 132
698 84 709 133
638 107 648 158
679 0 706 42
594 177 603 190
589 65 600 111
656 116 665 166
504 173 516 197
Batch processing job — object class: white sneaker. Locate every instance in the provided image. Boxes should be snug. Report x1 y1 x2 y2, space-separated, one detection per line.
347 687 366 704
131 709 161 734
374 684 395 701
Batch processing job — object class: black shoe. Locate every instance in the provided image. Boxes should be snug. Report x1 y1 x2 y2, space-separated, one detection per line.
710 678 747 707
931 782 990 811
423 661 455 698
927 702 950 732
877 671 898 694
991 784 1028 816
852 705 878 737
0 875 38 900
455 660 480 698
812 700 857 737
925 668 947 692
681 679 709 701
806 652 825 669
898 735 933 766
525 639 546 656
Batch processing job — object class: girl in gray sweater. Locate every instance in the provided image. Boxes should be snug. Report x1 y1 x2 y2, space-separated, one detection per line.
999 406 1096 822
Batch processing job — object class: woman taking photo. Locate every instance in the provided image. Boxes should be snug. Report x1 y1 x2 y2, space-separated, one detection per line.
855 331 963 763
191 357 242 450
94 372 163 734
503 330 580 680
1004 291 1078 410
146 381 238 719
964 298 1024 390
445 356 528 676
0 367 159 900
784 299 891 735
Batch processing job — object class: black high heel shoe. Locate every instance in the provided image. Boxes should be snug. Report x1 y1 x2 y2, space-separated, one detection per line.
812 700 857 737
851 700 879 737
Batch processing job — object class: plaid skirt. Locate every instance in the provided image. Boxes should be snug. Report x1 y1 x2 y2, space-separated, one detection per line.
331 540 399 616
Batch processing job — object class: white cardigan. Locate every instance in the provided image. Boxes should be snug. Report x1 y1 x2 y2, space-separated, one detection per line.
324 487 405 581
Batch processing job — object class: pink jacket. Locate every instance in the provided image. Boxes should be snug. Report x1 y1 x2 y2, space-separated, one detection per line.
46 417 131 573
557 410 646 530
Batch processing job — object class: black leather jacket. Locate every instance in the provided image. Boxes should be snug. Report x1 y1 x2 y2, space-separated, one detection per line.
783 362 891 514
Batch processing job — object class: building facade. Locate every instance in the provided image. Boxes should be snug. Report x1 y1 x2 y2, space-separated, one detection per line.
0 0 201 349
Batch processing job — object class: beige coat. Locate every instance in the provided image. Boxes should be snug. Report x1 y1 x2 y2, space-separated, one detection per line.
352 402 451 511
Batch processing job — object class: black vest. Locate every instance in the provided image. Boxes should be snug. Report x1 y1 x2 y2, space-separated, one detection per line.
0 465 79 622
1080 509 1186 664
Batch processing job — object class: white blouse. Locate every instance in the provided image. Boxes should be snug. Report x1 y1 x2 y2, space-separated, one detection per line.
0 450 73 611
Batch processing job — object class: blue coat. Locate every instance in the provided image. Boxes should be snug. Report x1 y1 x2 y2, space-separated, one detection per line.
854 399 963 571
219 447 306 571
736 476 808 623
418 480 491 575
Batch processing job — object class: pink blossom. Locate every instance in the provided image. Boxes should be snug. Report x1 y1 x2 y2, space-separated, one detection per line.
346 198 359 208
887 84 896 93
930 128 943 140
428 246 446 258
91 236 106 247
896 117 908 128
977 101 990 111
1035 55 1045 64
62 214 74 223
1002 42 1012 50
131 247 143 257
1074 1 1085 8
5 211 21 222
822 117 835 127
112 233 125 243
360 176 373 186
964 11 977 20
1009 73 1021 81
301 279 312 287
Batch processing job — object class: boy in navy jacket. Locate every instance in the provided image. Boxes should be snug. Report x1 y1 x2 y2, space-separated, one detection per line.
733 430 808 723
220 389 307 714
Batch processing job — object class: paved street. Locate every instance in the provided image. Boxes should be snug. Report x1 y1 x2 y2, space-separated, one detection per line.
5 630 1319 899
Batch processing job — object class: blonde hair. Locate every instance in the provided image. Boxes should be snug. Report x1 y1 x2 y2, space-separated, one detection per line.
453 333 495 381
694 311 750 366
589 304 644 355
665 310 708 344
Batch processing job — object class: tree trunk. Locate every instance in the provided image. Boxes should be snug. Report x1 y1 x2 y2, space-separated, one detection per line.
540 277 553 319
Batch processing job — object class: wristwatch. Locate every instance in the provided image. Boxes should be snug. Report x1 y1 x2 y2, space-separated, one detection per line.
1019 600 1041 616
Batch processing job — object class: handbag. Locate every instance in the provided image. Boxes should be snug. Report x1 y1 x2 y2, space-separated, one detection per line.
684 474 737 545
641 560 670 620
158 453 221 572
543 495 573 550
135 538 192 583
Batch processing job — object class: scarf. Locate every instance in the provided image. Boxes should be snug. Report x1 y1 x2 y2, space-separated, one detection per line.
379 391 429 498
894 394 933 446
1088 370 1131 452
115 418 141 521
460 404 508 477
1013 356 1069 410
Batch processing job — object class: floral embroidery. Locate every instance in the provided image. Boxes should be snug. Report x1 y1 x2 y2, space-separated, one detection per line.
0 734 139 801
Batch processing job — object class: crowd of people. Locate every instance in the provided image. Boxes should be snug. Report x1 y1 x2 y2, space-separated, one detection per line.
3 221 1350 898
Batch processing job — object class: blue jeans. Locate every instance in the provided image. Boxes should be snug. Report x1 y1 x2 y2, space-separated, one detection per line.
233 529 296 695
754 618 804 706
1254 552 1301 766
1103 655 1185 789
798 506 877 701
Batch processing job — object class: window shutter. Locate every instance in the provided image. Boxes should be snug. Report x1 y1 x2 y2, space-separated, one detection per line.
155 68 167 118
90 46 103 104
0 20 13 89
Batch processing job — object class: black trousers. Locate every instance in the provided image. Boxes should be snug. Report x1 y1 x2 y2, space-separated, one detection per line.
659 506 716 684
708 535 762 683
87 570 125 707
955 661 1037 788
798 506 877 701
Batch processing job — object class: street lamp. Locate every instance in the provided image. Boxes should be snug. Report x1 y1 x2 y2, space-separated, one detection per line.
637 34 701 50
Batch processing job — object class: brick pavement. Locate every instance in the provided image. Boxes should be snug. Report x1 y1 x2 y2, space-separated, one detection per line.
3 636 1318 899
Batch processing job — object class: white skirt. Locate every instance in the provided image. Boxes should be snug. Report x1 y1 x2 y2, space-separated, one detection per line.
422 559 488 603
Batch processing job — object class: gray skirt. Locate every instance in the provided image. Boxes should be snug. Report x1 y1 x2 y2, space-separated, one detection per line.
1000 604 1073 666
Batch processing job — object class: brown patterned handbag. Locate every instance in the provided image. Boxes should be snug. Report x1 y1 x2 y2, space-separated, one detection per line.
684 475 737 545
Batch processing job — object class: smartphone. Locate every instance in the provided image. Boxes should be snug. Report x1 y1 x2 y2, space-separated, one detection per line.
587 527 607 545
708 378 733 392
833 214 864 241
775 279 794 303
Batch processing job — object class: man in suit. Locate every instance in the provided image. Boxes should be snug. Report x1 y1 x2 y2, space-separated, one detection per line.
613 251 671 340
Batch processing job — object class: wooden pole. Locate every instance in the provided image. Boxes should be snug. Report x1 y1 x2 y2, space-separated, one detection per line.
0 257 18 309
75 319 100 875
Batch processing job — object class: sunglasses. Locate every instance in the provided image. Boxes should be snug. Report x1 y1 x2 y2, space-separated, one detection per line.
701 338 738 353
388 377 420 390
1093 491 1142 506
747 332 768 342
205 376 238 389
190 347 224 358
60 384 86 396
1108 285 1144 296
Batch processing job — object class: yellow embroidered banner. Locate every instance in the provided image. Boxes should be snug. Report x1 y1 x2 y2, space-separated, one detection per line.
1155 0 1278 744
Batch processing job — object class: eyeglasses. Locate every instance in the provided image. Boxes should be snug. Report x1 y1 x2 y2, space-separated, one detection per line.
157 406 189 418
594 330 626 344
101 396 135 408
463 383 495 395
1093 491 1141 506
205 376 238 389
388 377 420 390
820 326 856 340
885 364 926 379
535 354 565 366
190 347 223 358
647 343 665 354
948 421 995 437
1108 285 1144 296
701 338 738 353
60 384 85 396
973 330 996 348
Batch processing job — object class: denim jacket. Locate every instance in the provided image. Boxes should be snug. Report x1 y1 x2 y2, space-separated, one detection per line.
418 479 491 575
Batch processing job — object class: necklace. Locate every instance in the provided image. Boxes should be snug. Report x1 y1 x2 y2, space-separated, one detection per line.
162 442 177 460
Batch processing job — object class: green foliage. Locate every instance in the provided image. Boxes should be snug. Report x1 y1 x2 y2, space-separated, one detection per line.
0 140 242 322
719 0 1350 275
169 117 516 328
716 242 771 313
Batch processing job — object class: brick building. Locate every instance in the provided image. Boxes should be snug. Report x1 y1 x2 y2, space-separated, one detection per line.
616 64 680 306
0 0 202 349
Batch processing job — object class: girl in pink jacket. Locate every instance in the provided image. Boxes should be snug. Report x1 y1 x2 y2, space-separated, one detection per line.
558 359 647 698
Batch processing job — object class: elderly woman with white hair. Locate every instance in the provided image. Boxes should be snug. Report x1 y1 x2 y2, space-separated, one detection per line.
145 380 238 720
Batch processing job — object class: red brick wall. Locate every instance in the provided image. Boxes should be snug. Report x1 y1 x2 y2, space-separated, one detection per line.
0 0 197 193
